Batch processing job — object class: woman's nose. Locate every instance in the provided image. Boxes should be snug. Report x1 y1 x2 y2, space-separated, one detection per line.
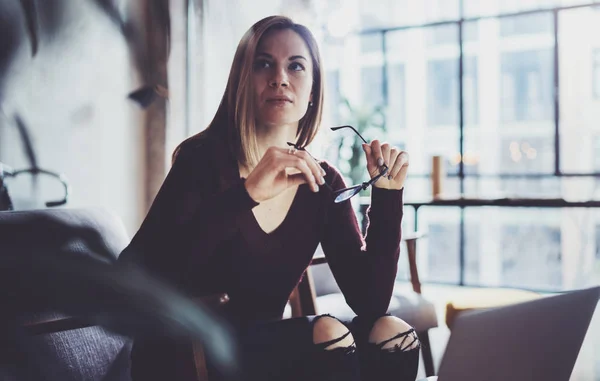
269 68 289 88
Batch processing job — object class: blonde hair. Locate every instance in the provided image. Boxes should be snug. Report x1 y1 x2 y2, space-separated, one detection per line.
173 15 325 168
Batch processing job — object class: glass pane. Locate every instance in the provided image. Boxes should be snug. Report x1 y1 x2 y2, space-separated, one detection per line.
465 1 598 17
358 0 412 29
594 49 600 99
424 0 460 22
464 16 555 177
595 136 600 172
325 70 341 126
560 177 600 202
427 59 458 126
403 176 461 201
386 63 406 130
464 56 480 126
321 39 344 128
360 33 383 54
416 206 461 283
500 12 553 37
497 0 558 14
464 177 562 198
501 49 554 123
465 207 600 290
558 8 600 174
463 0 500 18
334 186 361 203
385 26 460 177
360 65 384 108
358 0 459 29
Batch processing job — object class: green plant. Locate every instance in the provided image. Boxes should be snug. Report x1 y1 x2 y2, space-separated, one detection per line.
336 97 386 187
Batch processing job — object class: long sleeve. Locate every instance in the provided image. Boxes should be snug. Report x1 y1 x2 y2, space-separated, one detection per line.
119 143 258 287
319 163 403 318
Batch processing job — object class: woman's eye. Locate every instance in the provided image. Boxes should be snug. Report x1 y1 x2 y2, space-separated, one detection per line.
254 60 271 70
289 62 305 71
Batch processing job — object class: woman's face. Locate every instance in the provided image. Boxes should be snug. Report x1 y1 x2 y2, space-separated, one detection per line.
252 29 314 130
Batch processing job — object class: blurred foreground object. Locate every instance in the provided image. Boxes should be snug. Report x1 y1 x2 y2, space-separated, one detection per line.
0 208 238 381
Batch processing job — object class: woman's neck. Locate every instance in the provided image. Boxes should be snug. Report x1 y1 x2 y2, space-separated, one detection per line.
255 122 298 158
238 122 298 177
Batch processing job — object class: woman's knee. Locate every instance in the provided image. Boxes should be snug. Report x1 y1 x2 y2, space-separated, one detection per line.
312 316 355 350
368 316 420 351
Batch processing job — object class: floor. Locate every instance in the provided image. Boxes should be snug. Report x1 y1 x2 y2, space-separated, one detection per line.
413 284 600 380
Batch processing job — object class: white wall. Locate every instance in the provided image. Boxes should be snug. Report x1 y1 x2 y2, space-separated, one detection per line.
0 0 144 236
187 0 320 136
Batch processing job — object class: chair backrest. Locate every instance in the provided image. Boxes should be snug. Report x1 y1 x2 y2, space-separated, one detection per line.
0 208 133 381
310 245 342 297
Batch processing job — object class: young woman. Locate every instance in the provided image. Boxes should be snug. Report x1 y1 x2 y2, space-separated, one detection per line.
120 15 419 381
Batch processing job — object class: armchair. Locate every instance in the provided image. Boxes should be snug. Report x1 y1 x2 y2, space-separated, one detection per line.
0 208 232 381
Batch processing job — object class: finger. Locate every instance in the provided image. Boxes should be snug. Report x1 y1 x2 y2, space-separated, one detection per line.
387 147 400 179
381 143 391 167
279 155 318 192
362 143 376 168
295 150 326 185
390 151 409 179
286 173 308 187
370 140 384 167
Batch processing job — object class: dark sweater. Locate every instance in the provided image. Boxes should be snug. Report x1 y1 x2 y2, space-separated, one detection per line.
120 130 404 323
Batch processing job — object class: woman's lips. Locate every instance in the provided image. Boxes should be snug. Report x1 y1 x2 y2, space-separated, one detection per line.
266 98 292 106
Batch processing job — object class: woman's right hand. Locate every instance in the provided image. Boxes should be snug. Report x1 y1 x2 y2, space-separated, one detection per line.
244 146 326 202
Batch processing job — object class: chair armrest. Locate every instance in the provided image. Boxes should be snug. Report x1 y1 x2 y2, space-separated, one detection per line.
23 316 94 335
21 293 230 337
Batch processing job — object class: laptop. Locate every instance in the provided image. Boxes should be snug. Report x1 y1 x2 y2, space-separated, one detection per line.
434 286 600 381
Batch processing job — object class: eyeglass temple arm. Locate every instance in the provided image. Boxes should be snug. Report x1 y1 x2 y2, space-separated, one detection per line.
330 125 368 144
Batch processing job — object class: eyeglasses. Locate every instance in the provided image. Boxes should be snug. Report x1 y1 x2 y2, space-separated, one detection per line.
0 162 71 210
287 125 388 203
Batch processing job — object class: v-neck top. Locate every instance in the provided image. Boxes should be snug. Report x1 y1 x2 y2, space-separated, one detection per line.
119 129 405 323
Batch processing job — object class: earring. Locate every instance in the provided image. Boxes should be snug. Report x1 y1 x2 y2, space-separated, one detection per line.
309 101 313 107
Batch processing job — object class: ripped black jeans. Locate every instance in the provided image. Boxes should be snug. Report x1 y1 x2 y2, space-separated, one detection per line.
209 314 421 381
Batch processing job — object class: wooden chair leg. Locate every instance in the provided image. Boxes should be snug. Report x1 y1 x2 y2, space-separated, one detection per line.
418 330 435 377
192 340 210 381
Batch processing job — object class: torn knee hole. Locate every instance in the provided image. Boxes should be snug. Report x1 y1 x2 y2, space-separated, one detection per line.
376 328 420 352
313 316 356 351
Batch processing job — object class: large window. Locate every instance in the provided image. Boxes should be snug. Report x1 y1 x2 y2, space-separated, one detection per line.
323 2 600 290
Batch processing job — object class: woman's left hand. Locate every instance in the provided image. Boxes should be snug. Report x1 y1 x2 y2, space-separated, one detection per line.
362 140 409 190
